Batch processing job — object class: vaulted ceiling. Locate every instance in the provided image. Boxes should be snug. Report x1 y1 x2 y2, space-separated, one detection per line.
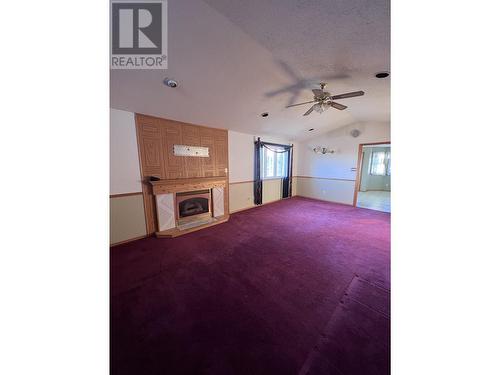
110 0 390 140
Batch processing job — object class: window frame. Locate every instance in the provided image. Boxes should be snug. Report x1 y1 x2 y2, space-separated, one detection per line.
369 150 391 176
262 146 288 179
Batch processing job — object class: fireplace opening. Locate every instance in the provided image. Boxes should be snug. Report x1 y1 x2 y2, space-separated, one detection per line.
176 190 211 224
179 197 209 217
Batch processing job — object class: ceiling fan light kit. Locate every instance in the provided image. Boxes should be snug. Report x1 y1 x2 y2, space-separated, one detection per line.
313 103 326 113
285 83 365 116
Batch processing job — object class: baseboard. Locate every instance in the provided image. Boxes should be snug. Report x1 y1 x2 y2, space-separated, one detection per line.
229 197 292 214
110 234 151 247
295 195 354 207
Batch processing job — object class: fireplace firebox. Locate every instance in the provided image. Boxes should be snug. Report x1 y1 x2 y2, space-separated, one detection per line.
179 197 208 217
176 190 211 225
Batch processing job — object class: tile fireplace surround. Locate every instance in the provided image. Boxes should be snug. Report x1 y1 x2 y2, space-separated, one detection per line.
150 177 228 237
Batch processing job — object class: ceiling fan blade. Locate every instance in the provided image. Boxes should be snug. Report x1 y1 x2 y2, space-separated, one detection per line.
312 89 324 97
286 100 316 108
329 101 347 110
329 91 365 100
303 106 315 116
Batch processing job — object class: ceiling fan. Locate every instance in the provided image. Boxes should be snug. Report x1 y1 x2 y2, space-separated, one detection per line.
286 83 364 116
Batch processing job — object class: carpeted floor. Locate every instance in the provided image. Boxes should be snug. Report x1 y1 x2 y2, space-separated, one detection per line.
111 197 390 375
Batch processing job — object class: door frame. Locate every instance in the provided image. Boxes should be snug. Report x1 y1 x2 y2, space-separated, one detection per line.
353 141 391 207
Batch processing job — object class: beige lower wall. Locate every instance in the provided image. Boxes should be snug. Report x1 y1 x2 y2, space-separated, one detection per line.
110 194 147 245
229 178 297 213
295 177 356 205
262 179 282 204
228 182 254 212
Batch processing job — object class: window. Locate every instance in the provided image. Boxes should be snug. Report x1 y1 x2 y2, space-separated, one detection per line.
262 147 288 179
369 150 391 176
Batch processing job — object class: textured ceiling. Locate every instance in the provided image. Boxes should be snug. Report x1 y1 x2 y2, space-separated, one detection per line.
110 0 390 140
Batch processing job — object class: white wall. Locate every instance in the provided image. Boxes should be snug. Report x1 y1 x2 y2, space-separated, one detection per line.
110 109 142 195
295 122 390 204
297 122 390 180
228 131 255 183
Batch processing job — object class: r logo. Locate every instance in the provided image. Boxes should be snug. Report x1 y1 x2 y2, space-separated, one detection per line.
112 2 162 54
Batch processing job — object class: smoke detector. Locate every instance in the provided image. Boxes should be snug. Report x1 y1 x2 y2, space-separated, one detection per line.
163 78 178 88
350 129 361 138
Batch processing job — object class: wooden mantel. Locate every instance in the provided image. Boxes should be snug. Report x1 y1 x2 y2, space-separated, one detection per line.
150 177 227 195
149 177 229 238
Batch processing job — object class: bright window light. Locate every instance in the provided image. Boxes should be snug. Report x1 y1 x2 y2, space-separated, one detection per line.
370 150 391 176
262 147 287 179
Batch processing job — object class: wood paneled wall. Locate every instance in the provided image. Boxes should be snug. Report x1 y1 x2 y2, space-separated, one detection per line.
135 114 229 234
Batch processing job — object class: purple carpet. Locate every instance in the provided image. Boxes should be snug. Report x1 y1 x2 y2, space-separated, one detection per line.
111 197 390 374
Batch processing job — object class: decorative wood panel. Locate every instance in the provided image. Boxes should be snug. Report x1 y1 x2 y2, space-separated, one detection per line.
142 138 162 176
181 125 202 178
135 114 229 233
214 130 227 177
162 124 184 179
200 128 216 177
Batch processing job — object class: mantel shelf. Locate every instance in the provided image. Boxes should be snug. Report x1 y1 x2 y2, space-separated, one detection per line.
150 177 227 195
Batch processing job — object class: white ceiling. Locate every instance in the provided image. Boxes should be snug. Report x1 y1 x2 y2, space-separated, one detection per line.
110 0 390 140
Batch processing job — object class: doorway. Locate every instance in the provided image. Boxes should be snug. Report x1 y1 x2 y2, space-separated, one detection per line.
353 142 391 212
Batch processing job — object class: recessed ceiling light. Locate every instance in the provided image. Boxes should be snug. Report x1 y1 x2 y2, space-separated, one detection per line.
261 112 269 118
163 78 178 88
375 72 390 79
308 128 314 131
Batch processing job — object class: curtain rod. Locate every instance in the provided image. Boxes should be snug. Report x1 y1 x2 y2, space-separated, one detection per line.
254 137 293 148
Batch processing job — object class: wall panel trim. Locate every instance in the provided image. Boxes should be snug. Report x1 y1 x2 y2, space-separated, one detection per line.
229 176 297 185
229 180 254 185
296 176 356 182
110 192 143 198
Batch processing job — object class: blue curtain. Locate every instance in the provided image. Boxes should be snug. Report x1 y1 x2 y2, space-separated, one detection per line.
254 138 293 204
